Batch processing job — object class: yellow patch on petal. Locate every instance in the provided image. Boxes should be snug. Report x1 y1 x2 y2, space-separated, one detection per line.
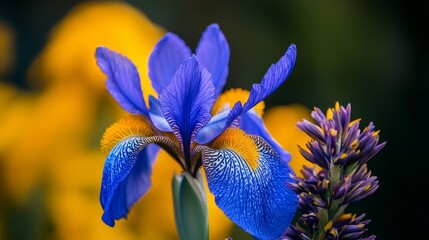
101 115 153 153
324 220 334 231
349 118 361 127
334 101 340 111
326 108 334 120
212 88 265 117
211 128 260 170
372 130 380 137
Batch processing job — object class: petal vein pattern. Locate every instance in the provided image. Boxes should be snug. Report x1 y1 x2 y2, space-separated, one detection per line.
159 56 215 158
95 47 148 115
196 23 230 96
202 134 298 239
101 136 159 227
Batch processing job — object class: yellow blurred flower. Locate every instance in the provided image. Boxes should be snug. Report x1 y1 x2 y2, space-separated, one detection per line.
263 104 313 177
27 1 163 102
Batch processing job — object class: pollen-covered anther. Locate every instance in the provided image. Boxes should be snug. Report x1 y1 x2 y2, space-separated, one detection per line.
348 118 361 127
101 115 154 153
212 88 265 117
210 128 260 170
326 108 334 120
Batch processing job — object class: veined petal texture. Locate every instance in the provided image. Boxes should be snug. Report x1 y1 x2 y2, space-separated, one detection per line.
202 130 298 240
149 33 191 94
196 23 230 96
159 56 215 158
242 44 296 113
95 47 148 115
227 44 297 124
240 111 291 163
100 137 159 226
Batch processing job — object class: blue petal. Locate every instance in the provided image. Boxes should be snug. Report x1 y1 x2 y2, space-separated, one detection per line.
202 135 298 239
100 137 159 227
242 44 296 113
240 110 291 163
148 95 173 132
159 56 215 156
196 23 230 96
149 33 192 94
96 47 148 115
195 109 230 144
225 44 297 124
196 101 242 145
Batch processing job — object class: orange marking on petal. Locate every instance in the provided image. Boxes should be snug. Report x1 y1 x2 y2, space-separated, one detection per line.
348 118 361 127
100 114 153 153
326 108 333 120
210 128 260 170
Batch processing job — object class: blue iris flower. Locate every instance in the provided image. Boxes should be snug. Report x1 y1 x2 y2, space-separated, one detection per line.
95 23 298 240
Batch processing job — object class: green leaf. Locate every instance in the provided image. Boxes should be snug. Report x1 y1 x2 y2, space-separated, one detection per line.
172 171 208 240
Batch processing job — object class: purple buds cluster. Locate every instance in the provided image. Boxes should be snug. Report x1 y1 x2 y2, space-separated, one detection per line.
284 102 385 240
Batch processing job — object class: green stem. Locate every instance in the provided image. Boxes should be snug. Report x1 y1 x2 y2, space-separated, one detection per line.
172 171 208 240
314 164 343 239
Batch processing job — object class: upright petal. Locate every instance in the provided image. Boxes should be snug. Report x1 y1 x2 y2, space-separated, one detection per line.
149 33 191 94
242 44 296 113
226 44 297 124
202 128 298 240
159 56 215 158
95 47 148 115
196 23 230 96
100 137 159 227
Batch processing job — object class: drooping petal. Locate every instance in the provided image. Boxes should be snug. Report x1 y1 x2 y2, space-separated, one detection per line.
202 128 298 240
240 110 292 163
100 137 159 227
96 46 148 115
148 95 172 132
196 23 230 96
149 33 191 94
159 56 215 158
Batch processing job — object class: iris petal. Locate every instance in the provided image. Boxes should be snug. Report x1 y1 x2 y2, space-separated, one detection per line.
100 137 159 226
149 33 191 94
95 47 148 115
196 23 230 96
195 109 230 144
227 44 297 123
240 110 291 163
196 101 242 145
242 44 296 113
148 95 173 132
202 133 298 240
159 56 215 158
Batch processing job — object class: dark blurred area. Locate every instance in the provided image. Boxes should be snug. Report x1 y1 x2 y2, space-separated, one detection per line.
1 0 427 239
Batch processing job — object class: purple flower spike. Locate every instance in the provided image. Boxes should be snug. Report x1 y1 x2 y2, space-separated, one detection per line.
285 102 385 240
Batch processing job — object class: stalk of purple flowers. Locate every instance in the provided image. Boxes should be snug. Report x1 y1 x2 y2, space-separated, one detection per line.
284 102 385 240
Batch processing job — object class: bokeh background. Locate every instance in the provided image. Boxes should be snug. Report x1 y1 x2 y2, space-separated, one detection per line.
0 0 427 239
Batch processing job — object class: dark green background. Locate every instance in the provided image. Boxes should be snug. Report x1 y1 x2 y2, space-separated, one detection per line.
1 0 427 239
